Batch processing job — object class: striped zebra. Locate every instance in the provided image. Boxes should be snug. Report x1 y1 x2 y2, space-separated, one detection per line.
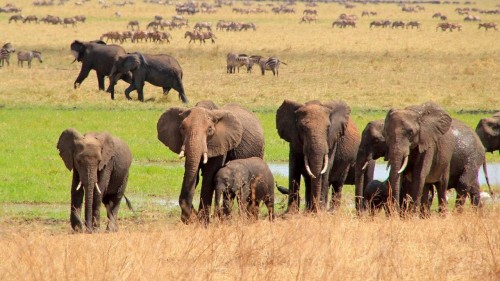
0 43 15 67
259 57 287 76
17 50 43 68
226 53 253 73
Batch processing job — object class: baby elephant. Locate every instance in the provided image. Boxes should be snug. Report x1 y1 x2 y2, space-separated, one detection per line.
214 157 274 221
363 180 390 215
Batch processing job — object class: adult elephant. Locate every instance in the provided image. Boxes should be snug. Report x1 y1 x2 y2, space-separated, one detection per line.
276 100 360 212
70 40 131 98
354 120 385 213
476 112 500 153
157 101 264 224
384 102 485 214
57 128 132 233
107 52 188 103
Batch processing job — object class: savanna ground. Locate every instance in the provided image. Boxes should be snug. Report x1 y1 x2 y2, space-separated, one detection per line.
0 0 499 280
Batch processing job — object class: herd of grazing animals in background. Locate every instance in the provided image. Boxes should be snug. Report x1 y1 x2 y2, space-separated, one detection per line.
226 53 287 76
8 14 86 27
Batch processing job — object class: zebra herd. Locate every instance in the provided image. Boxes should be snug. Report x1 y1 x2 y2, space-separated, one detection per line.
101 30 172 44
0 43 43 68
226 53 287 76
8 14 85 27
184 30 217 44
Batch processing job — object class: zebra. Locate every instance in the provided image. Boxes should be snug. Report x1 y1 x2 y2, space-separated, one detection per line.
184 30 202 44
17 50 43 68
199 31 216 44
226 53 253 73
127 20 140 30
0 43 15 67
259 57 287 76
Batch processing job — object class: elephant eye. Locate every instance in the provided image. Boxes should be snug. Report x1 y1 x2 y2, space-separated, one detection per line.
207 126 214 136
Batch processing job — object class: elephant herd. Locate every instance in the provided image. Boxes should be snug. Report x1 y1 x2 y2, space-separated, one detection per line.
70 40 188 103
57 99 499 233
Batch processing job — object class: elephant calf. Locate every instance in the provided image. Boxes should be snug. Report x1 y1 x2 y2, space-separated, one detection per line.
57 128 132 233
214 157 274 221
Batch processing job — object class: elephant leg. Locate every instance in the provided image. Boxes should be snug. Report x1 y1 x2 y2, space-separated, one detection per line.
162 87 171 95
287 152 303 213
198 156 223 224
304 174 312 211
454 187 467 213
136 82 145 102
124 84 135 100
103 194 122 232
329 165 350 211
70 171 84 231
419 184 431 218
92 189 102 230
97 73 105 91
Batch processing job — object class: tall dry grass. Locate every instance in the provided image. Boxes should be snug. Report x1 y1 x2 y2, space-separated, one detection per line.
0 207 498 280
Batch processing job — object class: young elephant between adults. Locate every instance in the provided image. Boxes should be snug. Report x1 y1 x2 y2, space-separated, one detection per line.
276 100 360 212
57 128 132 233
384 102 485 215
157 101 264 224
214 157 275 221
70 40 131 97
107 52 188 103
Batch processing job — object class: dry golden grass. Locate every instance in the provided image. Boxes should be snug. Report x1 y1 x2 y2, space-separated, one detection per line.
0 207 499 281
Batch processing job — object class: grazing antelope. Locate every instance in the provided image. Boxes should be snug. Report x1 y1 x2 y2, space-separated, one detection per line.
127 20 139 30
239 22 256 31
406 21 421 29
392 21 405 29
63 17 77 27
370 20 391 28
23 15 38 24
478 22 497 31
8 14 24 23
100 31 124 43
299 15 317 24
74 15 86 23
17 50 43 68
436 22 451 31
259 57 287 76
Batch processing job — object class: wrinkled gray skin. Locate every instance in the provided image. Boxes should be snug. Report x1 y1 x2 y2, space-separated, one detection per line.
214 157 275 221
71 40 131 98
476 112 500 154
57 128 132 233
276 100 360 212
107 52 188 103
384 102 484 215
157 101 264 224
354 120 385 213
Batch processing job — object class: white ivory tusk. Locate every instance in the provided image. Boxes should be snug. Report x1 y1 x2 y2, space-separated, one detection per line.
320 154 329 175
362 161 369 171
203 152 208 164
398 155 409 174
386 162 391 172
304 156 316 179
95 183 102 194
178 150 185 159
76 182 82 191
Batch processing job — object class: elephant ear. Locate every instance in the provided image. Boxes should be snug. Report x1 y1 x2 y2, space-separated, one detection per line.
207 110 243 157
479 118 500 137
407 102 452 153
123 53 141 71
57 128 84 171
157 107 187 154
195 100 219 110
94 132 115 171
323 100 351 146
70 40 85 62
276 100 303 151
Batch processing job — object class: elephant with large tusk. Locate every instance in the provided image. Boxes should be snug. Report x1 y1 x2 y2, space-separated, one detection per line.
57 128 133 233
157 100 264 224
384 102 486 215
276 100 360 212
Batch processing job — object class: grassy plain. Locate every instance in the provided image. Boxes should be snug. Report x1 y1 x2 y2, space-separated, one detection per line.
0 0 499 279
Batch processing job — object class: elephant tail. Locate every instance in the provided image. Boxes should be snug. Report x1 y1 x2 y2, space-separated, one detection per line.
176 73 189 104
276 182 289 195
124 195 135 212
482 159 493 196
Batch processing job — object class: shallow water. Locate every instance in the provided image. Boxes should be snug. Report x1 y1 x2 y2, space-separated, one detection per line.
268 163 500 186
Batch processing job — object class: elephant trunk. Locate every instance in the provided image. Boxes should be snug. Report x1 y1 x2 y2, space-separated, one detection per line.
179 132 207 223
387 149 408 213
83 167 98 233
355 150 371 213
306 153 328 212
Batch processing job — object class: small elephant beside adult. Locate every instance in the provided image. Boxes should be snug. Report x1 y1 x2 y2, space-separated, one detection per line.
107 52 188 103
70 40 131 97
214 157 275 221
276 99 360 212
384 102 486 214
57 128 132 233
476 112 500 154
157 101 264 224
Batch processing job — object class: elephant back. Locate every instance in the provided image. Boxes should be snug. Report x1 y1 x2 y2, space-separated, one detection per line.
223 104 264 160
